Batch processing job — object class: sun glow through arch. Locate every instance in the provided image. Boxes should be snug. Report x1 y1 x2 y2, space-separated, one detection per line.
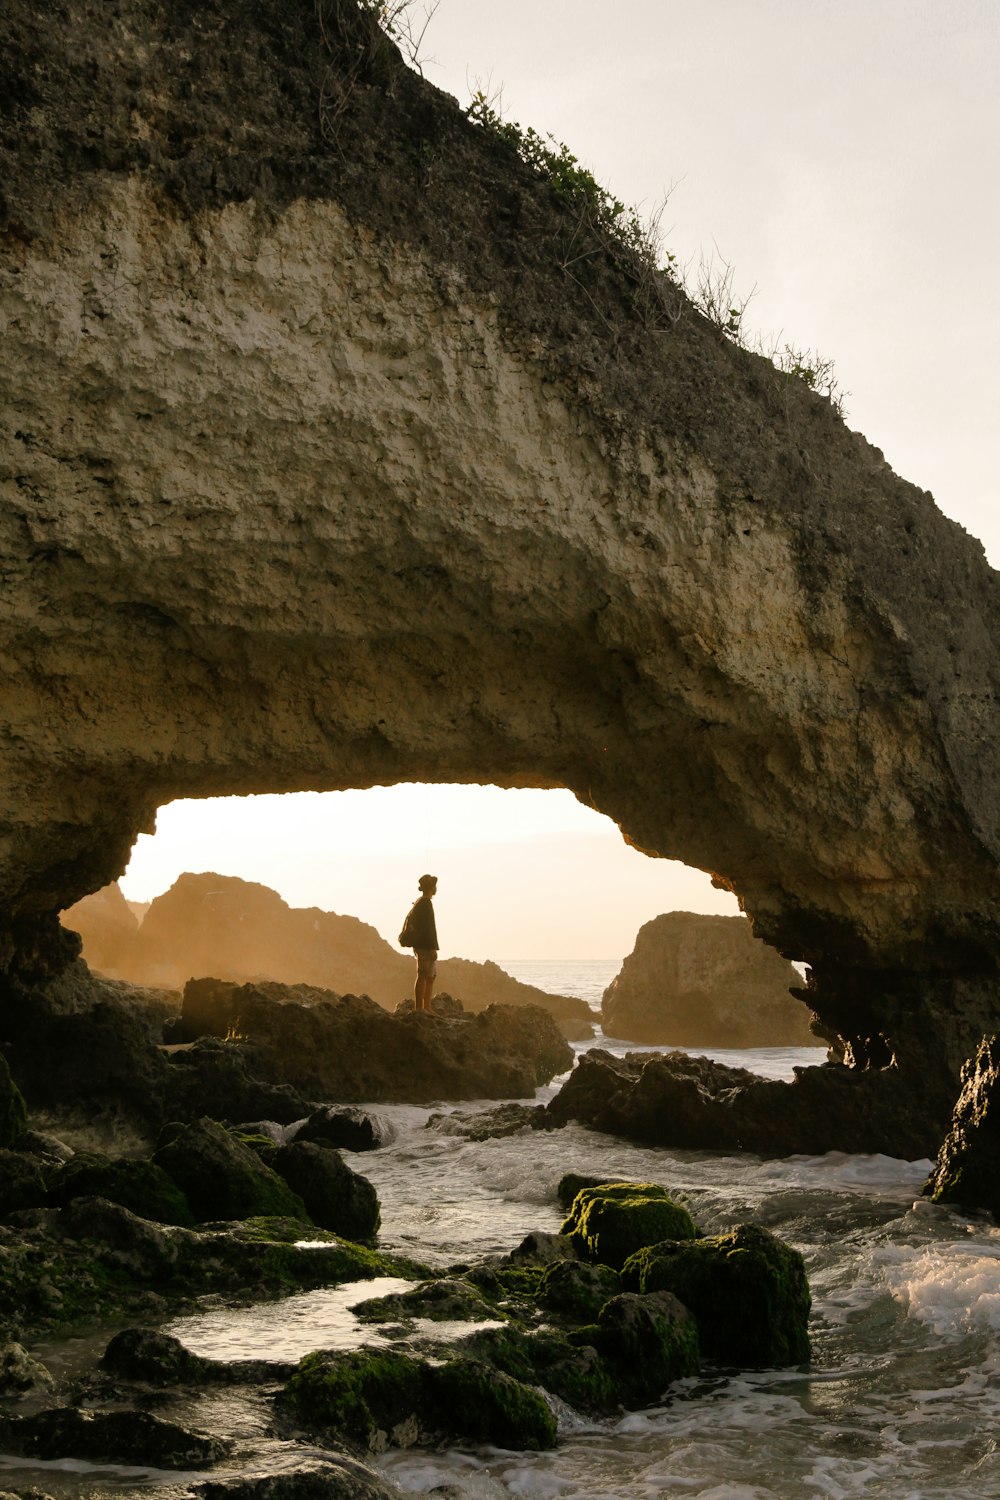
118 784 741 962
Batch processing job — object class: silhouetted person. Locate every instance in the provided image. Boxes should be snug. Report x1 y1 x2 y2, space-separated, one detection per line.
399 873 438 1013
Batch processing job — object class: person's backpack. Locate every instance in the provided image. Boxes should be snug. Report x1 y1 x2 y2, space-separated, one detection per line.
398 909 416 948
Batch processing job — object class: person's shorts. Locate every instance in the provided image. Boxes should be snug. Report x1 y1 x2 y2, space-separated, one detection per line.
415 949 438 979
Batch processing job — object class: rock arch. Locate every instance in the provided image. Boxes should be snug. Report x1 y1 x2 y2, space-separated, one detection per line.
2 0 1000 1118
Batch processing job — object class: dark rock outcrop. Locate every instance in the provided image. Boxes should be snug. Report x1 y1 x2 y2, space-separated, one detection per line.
292 1106 396 1153
602 911 815 1046
152 1118 309 1225
0 1406 231 1468
177 979 573 1104
271 1140 380 1243
547 1047 944 1160
924 1034 1000 1216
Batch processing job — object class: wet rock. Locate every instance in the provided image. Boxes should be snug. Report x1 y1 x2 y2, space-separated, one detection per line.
2 1405 231 1467
0 1342 54 1398
165 1038 315 1128
292 1106 396 1153
99 1327 294 1387
503 1230 579 1267
427 1102 553 1141
101 1327 209 1384
193 1459 399 1500
58 1196 185 1281
153 1118 309 1224
593 1290 700 1404
46 1151 193 1226
537 1260 621 1322
458 1323 620 1416
556 1172 611 1210
281 1346 556 1454
547 1047 942 1159
0 1057 27 1149
172 982 572 1105
0 1150 48 1218
925 1033 1000 1217
13 1131 73 1165
560 1183 698 1270
351 1277 497 1327
271 1141 380 1243
602 912 815 1046
621 1222 812 1367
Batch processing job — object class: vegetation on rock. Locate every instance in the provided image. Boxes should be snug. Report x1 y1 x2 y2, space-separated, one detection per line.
621 1221 811 1366
560 1182 698 1269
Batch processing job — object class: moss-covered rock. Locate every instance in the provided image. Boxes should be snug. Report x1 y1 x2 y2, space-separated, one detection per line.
152 1118 309 1224
556 1172 609 1210
271 1140 380 1243
0 1149 48 1218
0 1056 27 1149
429 1357 556 1449
460 1324 619 1415
281 1346 556 1453
46 1152 194 1226
621 1222 811 1367
560 1182 698 1269
594 1290 700 1403
537 1259 621 1321
351 1276 498 1326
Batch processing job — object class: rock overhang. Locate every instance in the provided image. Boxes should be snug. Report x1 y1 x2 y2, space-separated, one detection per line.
2 0 1000 1090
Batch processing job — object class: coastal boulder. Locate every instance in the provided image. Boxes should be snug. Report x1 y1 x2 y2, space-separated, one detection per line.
594 1290 700 1403
621 1222 811 1366
46 1151 193 1226
293 1106 396 1153
280 1347 556 1454
561 1183 698 1270
602 912 815 1046
152 1118 309 1225
271 1141 380 1243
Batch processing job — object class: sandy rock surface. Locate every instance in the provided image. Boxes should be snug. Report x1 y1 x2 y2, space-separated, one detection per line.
602 912 815 1046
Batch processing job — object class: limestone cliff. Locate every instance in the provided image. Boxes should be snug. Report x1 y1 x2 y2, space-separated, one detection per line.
3 0 1000 1135
602 913 816 1047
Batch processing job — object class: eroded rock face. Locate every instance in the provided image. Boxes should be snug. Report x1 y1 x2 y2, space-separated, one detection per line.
2 0 1000 1137
602 912 815 1046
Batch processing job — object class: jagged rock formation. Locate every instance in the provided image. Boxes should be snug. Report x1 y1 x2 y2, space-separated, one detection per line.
3 0 1000 1149
62 874 593 1034
602 912 815 1046
174 977 574 1105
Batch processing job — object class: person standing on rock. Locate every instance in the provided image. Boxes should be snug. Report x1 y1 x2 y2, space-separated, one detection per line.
399 873 439 1013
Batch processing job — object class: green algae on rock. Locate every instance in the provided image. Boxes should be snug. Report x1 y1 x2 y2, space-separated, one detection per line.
153 1118 310 1225
560 1182 698 1269
621 1221 811 1366
46 1151 194 1226
594 1290 700 1403
281 1346 557 1454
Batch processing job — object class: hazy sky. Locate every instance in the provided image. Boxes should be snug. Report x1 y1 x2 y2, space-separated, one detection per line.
120 1 997 961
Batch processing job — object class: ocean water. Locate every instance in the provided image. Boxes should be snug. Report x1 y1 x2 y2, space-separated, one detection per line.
17 961 998 1500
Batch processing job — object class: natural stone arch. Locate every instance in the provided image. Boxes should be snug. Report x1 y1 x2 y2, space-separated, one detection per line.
2 0 1000 1124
